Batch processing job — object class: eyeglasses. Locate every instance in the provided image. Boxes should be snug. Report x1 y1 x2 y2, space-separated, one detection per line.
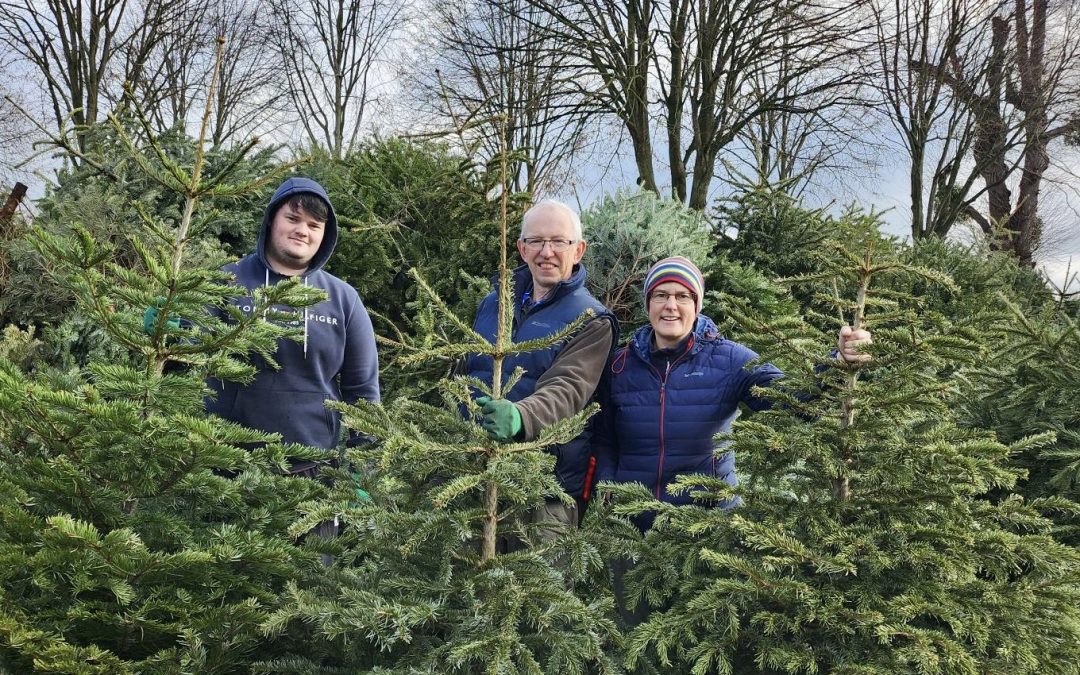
521 237 576 252
649 291 696 306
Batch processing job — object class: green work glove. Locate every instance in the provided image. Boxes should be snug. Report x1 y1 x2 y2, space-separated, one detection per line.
349 472 371 506
142 297 181 334
475 396 523 441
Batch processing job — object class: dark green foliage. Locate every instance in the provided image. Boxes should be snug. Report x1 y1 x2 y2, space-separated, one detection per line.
716 190 902 340
36 122 281 261
962 299 1080 545
0 120 280 362
897 239 1080 546
0 107 324 672
717 190 890 283
312 139 517 318
899 238 1056 322
5 137 517 399
4 102 1079 671
261 387 621 673
261 187 621 671
600 238 1080 673
703 251 802 346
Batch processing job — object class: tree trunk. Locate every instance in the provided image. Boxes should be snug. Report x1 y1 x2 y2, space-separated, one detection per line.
625 0 658 195
0 183 28 228
664 0 690 203
909 145 926 240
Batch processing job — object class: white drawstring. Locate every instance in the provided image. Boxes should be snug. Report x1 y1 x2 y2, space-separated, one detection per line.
303 277 309 360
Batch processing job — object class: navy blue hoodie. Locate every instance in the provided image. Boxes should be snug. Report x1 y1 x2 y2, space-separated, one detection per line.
205 178 380 462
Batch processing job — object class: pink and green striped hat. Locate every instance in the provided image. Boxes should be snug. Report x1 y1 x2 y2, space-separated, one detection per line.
643 256 704 313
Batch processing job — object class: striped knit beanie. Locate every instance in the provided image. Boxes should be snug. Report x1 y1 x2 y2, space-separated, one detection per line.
643 256 704 313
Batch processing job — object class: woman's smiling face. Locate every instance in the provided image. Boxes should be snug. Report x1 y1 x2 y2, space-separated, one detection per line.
648 281 697 349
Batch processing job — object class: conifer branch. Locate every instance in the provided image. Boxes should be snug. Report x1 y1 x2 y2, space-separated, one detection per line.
406 267 487 344
832 241 875 502
170 37 225 282
4 98 120 181
492 112 513 402
113 97 191 193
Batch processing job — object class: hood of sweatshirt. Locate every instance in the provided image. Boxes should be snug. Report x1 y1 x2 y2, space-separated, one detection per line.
256 177 338 276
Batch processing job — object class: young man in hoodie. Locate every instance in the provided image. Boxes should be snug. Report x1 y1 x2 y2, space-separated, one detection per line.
204 177 380 475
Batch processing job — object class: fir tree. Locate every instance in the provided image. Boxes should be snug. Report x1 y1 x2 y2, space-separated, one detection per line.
582 190 714 329
0 43 327 673
261 137 621 674
963 296 1080 547
599 236 1080 673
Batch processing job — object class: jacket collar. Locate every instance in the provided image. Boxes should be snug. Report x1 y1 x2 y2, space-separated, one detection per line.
503 263 588 308
630 314 720 362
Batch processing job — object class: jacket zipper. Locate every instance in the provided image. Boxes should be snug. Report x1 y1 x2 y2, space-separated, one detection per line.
656 364 667 498
648 339 694 499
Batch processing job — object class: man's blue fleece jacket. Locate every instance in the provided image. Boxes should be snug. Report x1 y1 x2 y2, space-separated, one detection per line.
205 178 380 462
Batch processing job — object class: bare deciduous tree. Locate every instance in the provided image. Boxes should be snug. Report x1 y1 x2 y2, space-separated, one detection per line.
521 0 870 210
518 0 654 194
128 0 284 147
0 45 34 180
875 0 1013 241
125 0 214 135
723 52 875 200
208 1 287 147
0 0 174 156
417 0 588 195
269 0 406 158
915 0 1080 265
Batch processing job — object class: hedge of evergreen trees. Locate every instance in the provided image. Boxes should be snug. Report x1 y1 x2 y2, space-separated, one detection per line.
1 123 1079 674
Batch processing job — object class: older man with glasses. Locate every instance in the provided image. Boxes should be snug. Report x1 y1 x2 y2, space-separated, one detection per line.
464 199 618 545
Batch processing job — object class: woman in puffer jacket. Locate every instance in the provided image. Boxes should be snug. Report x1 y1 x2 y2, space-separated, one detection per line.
592 256 871 623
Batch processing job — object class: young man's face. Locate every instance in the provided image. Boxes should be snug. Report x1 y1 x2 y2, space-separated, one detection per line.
516 205 586 300
266 202 326 274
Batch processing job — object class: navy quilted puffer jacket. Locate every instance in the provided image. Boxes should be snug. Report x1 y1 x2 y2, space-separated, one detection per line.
592 316 783 529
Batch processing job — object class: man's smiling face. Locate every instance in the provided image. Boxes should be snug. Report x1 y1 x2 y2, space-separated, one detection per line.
516 204 586 301
266 202 325 274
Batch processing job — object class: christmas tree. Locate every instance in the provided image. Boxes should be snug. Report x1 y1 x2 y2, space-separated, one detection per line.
0 44 327 673
963 295 1080 547
260 144 621 673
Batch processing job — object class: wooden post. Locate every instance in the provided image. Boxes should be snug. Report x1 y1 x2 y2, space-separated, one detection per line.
0 182 28 228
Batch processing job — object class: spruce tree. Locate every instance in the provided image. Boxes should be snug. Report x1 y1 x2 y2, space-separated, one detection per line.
963 297 1080 547
261 149 621 674
0 46 326 673
582 190 714 329
600 236 1080 673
